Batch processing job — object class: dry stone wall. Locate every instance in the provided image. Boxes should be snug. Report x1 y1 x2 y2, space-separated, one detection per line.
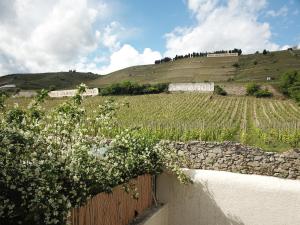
170 141 300 180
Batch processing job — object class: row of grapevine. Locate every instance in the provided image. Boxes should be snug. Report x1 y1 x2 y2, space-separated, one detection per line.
7 93 300 151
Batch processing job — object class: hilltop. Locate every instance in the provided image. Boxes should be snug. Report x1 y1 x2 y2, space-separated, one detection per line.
0 50 300 90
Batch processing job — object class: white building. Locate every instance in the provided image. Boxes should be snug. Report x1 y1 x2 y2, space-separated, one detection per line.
168 83 214 92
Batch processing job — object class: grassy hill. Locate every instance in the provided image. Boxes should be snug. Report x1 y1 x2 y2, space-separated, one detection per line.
1 50 299 90
0 72 98 90
88 50 300 87
235 50 300 82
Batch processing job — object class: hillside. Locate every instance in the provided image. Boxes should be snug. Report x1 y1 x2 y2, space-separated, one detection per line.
88 50 300 87
1 50 299 90
88 55 238 87
0 72 98 90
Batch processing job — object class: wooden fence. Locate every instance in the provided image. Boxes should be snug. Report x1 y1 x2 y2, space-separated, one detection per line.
69 175 153 225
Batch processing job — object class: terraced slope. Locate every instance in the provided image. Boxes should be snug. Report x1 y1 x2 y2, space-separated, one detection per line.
88 56 238 87
88 50 300 87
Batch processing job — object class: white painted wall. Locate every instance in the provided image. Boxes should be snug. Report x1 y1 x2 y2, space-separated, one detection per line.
48 88 99 98
207 53 238 57
156 170 300 225
0 84 16 89
168 83 214 92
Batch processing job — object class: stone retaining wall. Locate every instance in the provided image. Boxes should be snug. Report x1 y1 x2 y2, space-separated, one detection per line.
171 141 300 180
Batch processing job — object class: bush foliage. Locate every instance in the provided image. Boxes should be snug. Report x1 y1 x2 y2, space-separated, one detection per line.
279 71 300 103
214 85 227 96
0 84 189 225
246 83 272 98
99 81 168 96
254 89 273 98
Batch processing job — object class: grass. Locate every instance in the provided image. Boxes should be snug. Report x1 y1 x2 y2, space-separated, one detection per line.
6 92 300 152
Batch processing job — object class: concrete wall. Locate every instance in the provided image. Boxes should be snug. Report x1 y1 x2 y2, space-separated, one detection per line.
168 83 214 92
135 205 168 225
157 170 300 225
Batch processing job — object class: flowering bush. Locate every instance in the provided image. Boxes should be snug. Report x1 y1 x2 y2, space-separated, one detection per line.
0 84 189 225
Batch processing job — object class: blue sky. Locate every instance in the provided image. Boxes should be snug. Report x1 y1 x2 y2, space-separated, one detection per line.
0 0 300 76
114 0 300 53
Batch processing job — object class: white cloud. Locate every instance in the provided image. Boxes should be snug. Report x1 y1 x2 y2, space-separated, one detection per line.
0 0 161 76
99 44 162 74
280 45 291 50
102 21 123 51
165 0 279 56
266 5 289 17
188 0 219 20
0 0 104 75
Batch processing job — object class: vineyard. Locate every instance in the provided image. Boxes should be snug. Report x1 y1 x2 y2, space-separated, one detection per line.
7 93 300 152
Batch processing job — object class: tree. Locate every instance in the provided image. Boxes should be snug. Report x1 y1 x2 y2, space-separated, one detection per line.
279 71 300 102
263 49 268 55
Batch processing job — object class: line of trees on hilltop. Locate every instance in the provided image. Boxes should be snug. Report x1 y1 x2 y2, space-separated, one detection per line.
155 48 242 64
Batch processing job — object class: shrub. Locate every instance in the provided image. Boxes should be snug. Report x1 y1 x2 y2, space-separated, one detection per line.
0 91 8 110
254 89 273 98
246 83 273 98
100 81 168 96
232 63 239 68
279 71 300 103
0 84 189 225
246 83 261 96
214 85 227 96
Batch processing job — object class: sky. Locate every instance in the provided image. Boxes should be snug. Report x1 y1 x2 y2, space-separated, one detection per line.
0 0 300 76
